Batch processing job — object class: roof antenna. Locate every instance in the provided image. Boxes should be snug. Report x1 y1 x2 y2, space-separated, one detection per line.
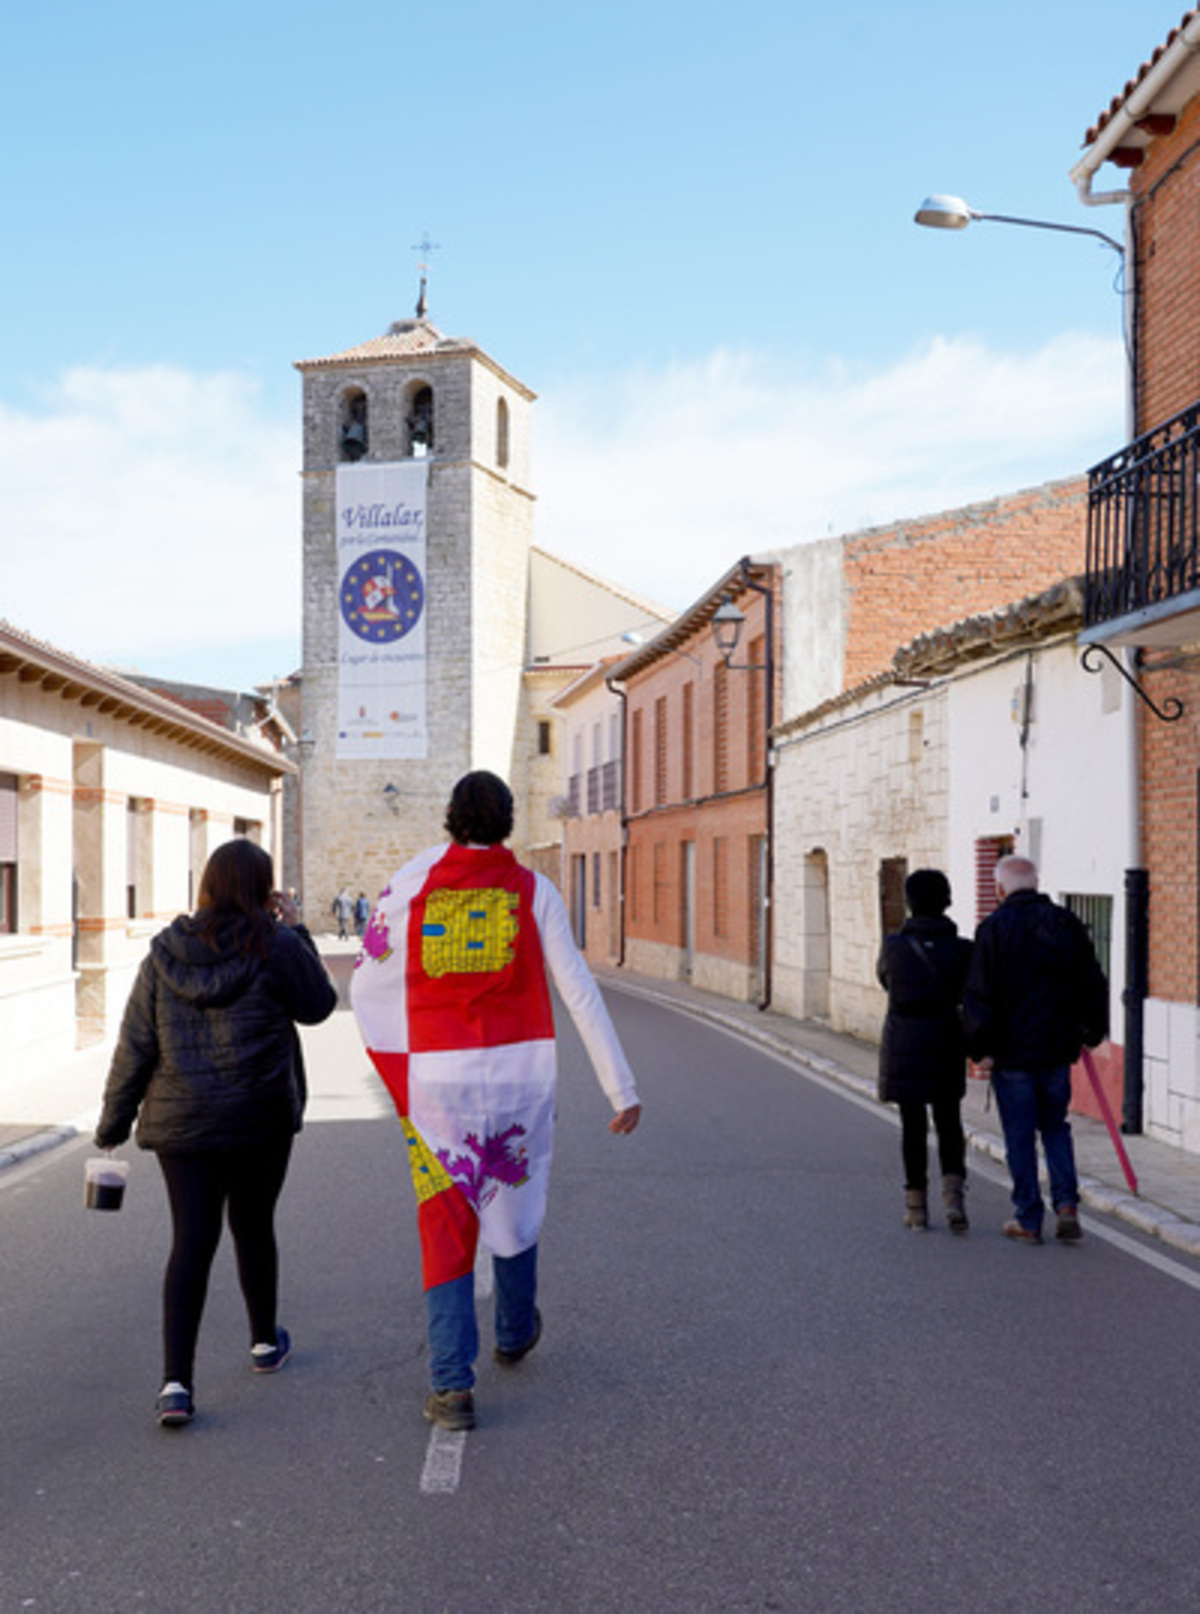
412 232 440 319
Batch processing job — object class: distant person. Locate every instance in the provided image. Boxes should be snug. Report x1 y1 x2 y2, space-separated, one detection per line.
877 868 973 1231
333 887 353 940
963 855 1109 1244
94 840 338 1426
352 770 641 1433
354 890 370 938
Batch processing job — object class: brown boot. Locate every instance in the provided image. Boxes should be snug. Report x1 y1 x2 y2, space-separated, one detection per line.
942 1174 969 1233
904 1188 928 1230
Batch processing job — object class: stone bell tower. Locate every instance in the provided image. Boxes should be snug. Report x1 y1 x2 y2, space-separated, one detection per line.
295 301 536 912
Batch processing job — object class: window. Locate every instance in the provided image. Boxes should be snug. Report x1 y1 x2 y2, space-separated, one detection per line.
713 663 729 792
496 397 510 468
974 835 1015 924
339 387 368 461
537 720 552 757
406 384 434 457
713 837 728 937
592 852 602 909
747 634 766 782
126 799 140 920
630 710 644 812
1063 893 1113 979
652 842 667 925
879 856 908 942
0 772 16 934
682 682 694 800
654 697 668 806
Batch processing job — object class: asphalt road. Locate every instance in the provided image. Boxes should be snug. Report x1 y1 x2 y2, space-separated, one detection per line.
3 980 1200 1612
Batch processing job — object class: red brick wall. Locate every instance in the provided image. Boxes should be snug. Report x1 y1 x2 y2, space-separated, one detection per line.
1132 94 1200 435
841 479 1088 689
1128 96 1200 1003
623 576 778 969
1138 662 1200 1001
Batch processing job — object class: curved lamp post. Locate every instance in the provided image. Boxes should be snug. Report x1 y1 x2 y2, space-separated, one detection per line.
914 194 1124 256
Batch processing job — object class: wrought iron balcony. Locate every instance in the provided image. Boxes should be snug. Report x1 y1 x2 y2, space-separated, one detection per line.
1085 400 1200 646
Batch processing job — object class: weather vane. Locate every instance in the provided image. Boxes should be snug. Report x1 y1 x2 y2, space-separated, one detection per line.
413 233 440 319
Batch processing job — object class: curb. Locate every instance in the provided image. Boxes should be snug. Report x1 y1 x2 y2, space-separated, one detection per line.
0 1125 79 1173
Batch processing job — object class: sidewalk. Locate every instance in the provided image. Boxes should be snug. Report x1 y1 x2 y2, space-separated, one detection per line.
0 932 363 1172
5 952 1200 1261
600 970 1200 1261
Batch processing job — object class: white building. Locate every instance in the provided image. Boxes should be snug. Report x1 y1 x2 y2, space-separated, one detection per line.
772 582 1135 1124
1 621 291 1087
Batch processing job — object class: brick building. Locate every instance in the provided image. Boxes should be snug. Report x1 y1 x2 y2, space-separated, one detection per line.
613 559 781 1004
1076 9 1200 1152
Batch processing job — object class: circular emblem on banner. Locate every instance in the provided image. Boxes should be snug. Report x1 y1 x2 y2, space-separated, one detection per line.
340 550 425 643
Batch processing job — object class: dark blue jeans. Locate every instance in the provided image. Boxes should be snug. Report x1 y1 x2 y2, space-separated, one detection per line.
425 1244 539 1392
991 1066 1079 1233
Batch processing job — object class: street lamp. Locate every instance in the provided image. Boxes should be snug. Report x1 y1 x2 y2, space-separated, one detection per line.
914 194 1124 256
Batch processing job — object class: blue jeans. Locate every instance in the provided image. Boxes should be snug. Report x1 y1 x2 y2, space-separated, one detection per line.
991 1066 1079 1232
425 1244 539 1392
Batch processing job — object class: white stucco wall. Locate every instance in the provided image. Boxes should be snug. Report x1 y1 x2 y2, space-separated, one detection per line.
772 632 1134 1064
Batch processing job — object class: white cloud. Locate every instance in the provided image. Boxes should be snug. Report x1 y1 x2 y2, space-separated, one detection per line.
0 336 1125 684
0 366 297 675
537 333 1126 611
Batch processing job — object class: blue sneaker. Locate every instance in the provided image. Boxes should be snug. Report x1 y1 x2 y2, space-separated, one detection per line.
157 1383 194 1427
251 1327 292 1373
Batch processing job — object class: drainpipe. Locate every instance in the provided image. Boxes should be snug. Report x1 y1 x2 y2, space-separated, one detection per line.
605 670 629 967
734 558 776 1011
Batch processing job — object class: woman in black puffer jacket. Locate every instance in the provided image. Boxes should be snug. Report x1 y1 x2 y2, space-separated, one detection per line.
877 868 973 1233
96 839 338 1427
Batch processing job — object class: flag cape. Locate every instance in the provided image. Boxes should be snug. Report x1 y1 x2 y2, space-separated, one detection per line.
351 844 557 1288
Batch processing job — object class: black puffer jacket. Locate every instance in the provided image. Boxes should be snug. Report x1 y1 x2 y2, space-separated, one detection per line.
95 917 338 1154
877 915 973 1105
962 889 1109 1070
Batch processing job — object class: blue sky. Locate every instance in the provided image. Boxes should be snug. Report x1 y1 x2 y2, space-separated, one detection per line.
0 1 1181 689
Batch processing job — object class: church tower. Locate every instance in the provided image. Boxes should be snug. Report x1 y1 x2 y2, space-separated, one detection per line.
295 305 536 911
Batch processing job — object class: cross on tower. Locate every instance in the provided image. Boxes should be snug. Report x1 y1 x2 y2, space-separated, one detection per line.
413 233 441 319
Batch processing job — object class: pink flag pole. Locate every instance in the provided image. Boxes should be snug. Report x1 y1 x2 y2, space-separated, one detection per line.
1080 1047 1139 1196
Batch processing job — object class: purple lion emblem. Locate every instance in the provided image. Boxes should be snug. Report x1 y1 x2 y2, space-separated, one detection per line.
357 906 393 967
438 1125 529 1209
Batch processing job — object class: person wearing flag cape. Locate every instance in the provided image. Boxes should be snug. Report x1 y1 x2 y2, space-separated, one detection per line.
351 770 642 1431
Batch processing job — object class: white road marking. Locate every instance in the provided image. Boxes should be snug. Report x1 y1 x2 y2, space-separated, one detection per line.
420 1428 468 1494
418 1251 492 1495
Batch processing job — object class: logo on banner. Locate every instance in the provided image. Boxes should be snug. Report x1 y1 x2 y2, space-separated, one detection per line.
340 549 425 643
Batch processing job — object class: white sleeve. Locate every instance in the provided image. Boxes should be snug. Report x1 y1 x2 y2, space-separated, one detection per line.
532 873 639 1113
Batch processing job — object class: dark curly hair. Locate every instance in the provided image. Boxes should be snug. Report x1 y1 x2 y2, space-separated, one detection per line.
905 867 952 918
445 771 514 846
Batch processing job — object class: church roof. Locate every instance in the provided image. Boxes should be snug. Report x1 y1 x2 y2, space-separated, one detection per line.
295 317 536 399
295 318 473 368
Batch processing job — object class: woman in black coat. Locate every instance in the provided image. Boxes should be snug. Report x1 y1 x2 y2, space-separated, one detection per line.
877 868 973 1231
95 839 337 1426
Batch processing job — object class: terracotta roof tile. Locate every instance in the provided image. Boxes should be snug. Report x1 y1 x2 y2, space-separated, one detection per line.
1084 9 1199 144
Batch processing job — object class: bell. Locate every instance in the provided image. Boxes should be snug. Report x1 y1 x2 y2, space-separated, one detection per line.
341 420 367 460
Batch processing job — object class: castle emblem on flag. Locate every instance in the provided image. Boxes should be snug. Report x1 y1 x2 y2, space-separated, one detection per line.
421 889 520 977
340 548 425 643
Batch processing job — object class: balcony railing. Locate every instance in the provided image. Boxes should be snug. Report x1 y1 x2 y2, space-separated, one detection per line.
1086 401 1200 630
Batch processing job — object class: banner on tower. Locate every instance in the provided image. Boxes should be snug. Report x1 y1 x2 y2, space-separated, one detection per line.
336 460 429 760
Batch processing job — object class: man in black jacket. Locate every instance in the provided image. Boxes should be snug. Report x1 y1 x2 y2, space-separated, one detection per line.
963 856 1109 1244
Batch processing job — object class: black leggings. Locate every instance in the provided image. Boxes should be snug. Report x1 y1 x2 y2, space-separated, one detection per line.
898 1098 965 1190
157 1136 293 1388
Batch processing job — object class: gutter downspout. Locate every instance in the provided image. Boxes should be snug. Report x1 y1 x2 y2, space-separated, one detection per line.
605 670 629 967
734 557 776 1011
